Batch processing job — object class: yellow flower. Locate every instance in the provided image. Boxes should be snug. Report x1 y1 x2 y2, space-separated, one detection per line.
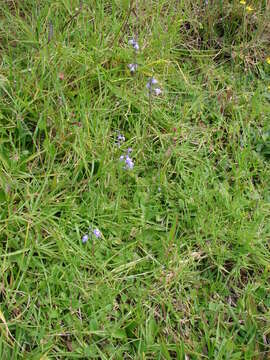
267 58 270 65
268 85 270 91
246 5 254 11
240 0 246 4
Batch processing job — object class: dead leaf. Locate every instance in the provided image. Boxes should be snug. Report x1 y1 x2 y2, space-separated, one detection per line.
0 309 13 345
66 340 73 352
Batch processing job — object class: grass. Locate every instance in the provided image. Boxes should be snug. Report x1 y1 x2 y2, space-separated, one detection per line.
0 0 270 358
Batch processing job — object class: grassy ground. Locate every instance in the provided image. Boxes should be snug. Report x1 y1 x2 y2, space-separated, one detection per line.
1 0 270 358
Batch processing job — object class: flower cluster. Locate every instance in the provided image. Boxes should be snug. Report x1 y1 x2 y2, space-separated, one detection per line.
128 38 139 52
115 130 134 170
146 77 162 96
116 131 125 147
119 148 134 170
128 38 139 74
127 39 163 95
82 227 101 243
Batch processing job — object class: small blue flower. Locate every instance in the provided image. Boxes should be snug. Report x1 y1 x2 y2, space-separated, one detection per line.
133 43 139 52
146 77 158 89
128 38 139 52
151 78 158 85
118 134 125 141
93 228 101 238
82 226 102 243
146 77 162 96
82 234 89 243
125 155 134 170
116 131 125 147
119 152 134 170
154 88 162 96
128 63 138 73
128 39 135 46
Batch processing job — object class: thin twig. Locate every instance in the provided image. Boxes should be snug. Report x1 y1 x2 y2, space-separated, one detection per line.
110 0 135 48
149 90 152 118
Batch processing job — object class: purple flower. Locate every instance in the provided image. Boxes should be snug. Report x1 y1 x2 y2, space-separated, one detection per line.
125 155 134 170
128 38 139 52
115 131 125 147
117 134 125 141
128 63 138 73
82 227 102 243
119 152 134 170
82 234 89 243
146 77 158 89
133 43 139 51
93 228 101 238
127 147 132 153
154 88 162 96
146 77 162 96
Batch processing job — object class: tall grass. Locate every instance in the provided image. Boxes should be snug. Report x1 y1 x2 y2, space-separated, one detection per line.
0 0 270 358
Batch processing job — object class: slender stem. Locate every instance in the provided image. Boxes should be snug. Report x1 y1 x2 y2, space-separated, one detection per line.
110 0 135 48
149 90 152 118
61 1 83 31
